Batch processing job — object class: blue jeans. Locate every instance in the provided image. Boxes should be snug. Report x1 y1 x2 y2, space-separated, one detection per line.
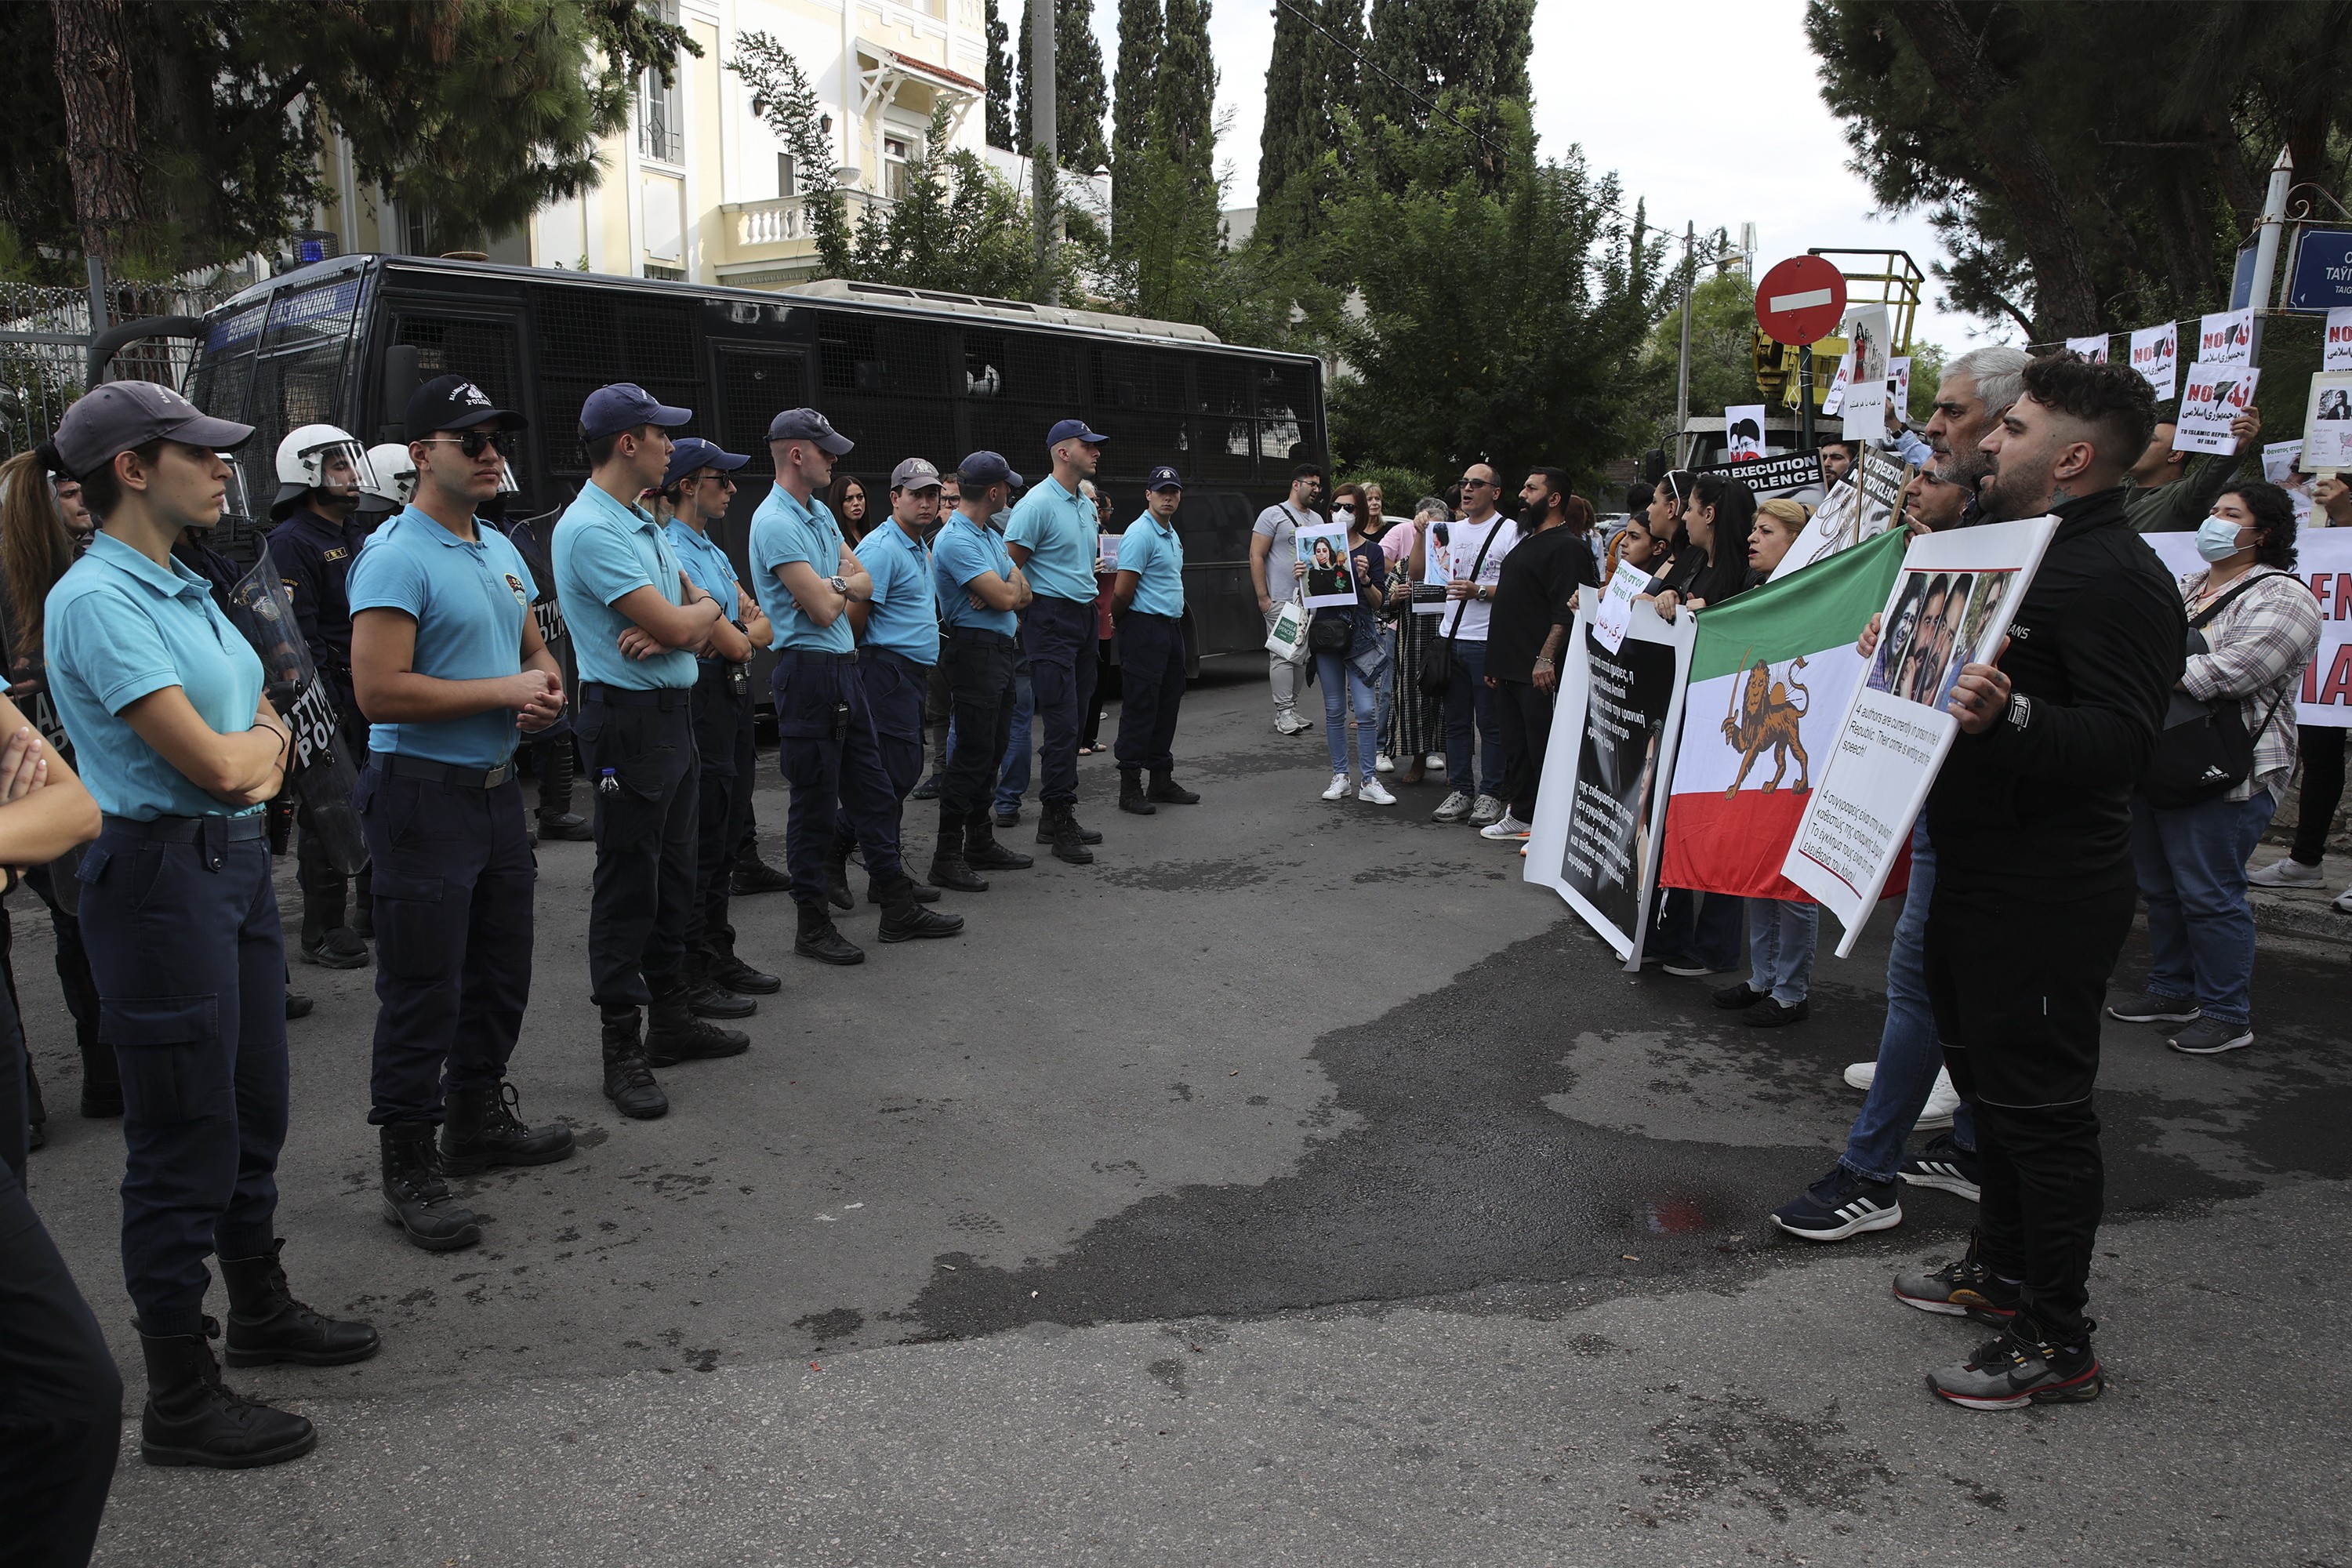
1650 887 1743 972
2130 786 2278 1026
1840 819 1975 1185
1748 897 1818 1005
994 668 1035 815
1443 637 1502 797
1315 652 1378 781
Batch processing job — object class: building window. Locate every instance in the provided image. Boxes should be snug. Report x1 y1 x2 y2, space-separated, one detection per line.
884 136 913 201
635 1 684 165
778 153 797 198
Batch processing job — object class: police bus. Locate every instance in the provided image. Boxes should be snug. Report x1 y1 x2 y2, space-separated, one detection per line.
165 253 1329 682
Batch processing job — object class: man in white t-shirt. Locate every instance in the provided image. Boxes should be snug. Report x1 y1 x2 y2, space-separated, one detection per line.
1431 461 1519 826
1249 465 1324 735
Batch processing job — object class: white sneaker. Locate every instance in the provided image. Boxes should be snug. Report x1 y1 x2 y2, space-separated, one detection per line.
2336 885 2352 914
2248 856 2325 887
1426 753 1446 771
1842 1062 1876 1091
1357 776 1397 805
1467 793 1505 827
1375 753 1396 774
1479 811 1532 840
1432 789 1473 822
1276 710 1311 735
1320 772 1352 801
1916 1067 1961 1131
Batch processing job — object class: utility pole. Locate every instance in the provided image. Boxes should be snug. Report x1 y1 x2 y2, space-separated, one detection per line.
2249 146 2293 314
1029 0 1058 305
1672 223 1696 469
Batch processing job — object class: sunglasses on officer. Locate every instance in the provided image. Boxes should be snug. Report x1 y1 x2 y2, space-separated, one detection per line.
422 428 520 459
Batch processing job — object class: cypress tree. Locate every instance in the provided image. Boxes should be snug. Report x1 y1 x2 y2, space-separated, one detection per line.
1015 0 1112 173
1258 0 1315 217
1154 0 1214 170
1110 0 1161 242
1364 0 1532 191
1257 0 1358 249
986 0 1014 150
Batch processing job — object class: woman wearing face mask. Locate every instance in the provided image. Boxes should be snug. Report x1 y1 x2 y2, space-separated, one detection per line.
2250 470 2352 903
1387 496 1450 786
2111 484 2319 1055
1306 495 1396 806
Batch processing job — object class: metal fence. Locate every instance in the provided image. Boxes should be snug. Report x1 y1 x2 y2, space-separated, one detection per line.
0 278 241 462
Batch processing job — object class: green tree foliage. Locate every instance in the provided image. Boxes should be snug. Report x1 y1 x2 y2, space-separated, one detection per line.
850 105 1058 300
1628 266 1762 452
985 0 1014 151
0 0 693 277
1363 0 1534 193
1329 100 1668 490
1257 0 1359 238
728 31 853 280
1110 0 1160 244
1015 0 1111 172
1806 0 2352 339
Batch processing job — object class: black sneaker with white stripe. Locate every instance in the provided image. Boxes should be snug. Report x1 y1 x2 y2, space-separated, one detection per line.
1898 1133 1981 1202
1769 1165 1903 1241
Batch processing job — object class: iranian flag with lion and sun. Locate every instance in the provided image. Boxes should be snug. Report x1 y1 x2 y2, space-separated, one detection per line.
1657 529 1908 899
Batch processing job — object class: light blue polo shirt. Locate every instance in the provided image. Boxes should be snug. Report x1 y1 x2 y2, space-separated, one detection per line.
747 484 851 653
663 518 741 614
1004 475 1097 604
552 482 697 690
45 532 267 820
347 506 537 768
931 512 1018 637
858 518 938 665
1117 511 1185 616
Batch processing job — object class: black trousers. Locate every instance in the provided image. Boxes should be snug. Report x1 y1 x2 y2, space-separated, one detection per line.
1494 676 1556 823
688 663 757 947
1022 596 1097 809
21 863 101 1082
579 687 700 1009
775 650 906 902
1925 872 2137 1345
941 631 1018 824
2290 725 2346 865
78 818 285 1336
1112 614 1186 774
2 987 120 1568
359 768 535 1124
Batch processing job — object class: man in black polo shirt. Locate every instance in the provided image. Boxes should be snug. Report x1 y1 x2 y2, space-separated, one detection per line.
1482 466 1597 841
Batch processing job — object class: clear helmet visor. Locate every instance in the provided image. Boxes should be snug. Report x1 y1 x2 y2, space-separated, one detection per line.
496 459 520 496
295 438 376 497
218 459 253 522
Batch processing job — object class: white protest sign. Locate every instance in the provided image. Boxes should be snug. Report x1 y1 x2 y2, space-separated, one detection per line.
1414 524 1452 612
2174 366 2260 455
2328 307 2352 374
1294 522 1359 610
2265 441 2314 524
1838 306 1891 439
2129 321 2179 401
2307 371 2352 471
1592 558 1651 655
1724 404 1767 462
1769 480 1860 583
1782 517 2060 954
2145 528 2352 729
2196 307 2256 365
2065 335 2110 362
1888 355 1911 416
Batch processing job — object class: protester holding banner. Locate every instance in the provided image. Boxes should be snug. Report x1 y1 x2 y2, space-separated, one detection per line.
2124 406 2261 532
2250 471 2352 902
1483 475 1596 841
1307 507 1395 805
2111 482 2318 1056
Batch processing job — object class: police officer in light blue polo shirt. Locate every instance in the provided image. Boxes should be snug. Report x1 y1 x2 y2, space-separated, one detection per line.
656 436 778 1017
929 452 1037 891
42 379 378 1469
553 384 748 1123
1004 417 1109 863
1111 464 1201 814
348 375 576 1254
749 408 963 964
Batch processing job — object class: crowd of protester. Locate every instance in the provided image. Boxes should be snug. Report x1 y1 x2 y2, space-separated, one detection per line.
0 334 2336 1557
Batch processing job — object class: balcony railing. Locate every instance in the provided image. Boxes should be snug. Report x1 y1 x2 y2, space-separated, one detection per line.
723 190 891 251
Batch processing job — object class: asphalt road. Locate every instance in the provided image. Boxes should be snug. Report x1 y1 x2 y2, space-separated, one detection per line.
16 667 2350 1566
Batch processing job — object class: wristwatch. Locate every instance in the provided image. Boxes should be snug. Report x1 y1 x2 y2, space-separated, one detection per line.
828 575 848 596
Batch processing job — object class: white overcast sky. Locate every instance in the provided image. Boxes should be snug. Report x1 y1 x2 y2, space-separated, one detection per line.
1089 0 2005 352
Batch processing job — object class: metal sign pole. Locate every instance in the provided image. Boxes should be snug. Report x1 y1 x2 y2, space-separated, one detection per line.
1798 343 1815 456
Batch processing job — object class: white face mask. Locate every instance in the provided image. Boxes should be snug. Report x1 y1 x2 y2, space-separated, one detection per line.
1334 506 1356 527
2194 514 2250 563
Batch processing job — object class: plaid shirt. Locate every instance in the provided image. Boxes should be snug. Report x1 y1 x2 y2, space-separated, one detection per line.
2179 567 2322 799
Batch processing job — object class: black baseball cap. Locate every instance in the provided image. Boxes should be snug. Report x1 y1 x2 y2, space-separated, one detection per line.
767 407 855 455
46 381 253 478
956 451 1024 491
405 375 527 442
1145 465 1183 492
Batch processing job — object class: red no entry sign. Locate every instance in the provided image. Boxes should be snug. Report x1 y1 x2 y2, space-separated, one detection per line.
1755 255 1846 346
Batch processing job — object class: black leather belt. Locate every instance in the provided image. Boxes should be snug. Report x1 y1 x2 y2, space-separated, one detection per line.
946 627 1014 648
377 753 516 789
1125 611 1180 622
776 648 859 665
102 813 267 842
581 681 692 709
865 647 932 672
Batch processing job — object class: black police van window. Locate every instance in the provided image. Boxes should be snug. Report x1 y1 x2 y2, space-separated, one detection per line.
220 274 369 545
1195 355 1250 417
715 347 804 462
394 310 523 482
1090 346 1184 412
531 285 701 474
818 314 879 393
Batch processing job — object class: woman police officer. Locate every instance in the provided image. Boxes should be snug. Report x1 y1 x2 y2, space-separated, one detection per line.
40 383 377 1471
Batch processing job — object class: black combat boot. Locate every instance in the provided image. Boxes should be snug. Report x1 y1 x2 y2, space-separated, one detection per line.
439 1079 575 1174
297 860 369 968
681 945 757 1019
877 876 966 942
731 852 791 896
350 864 374 938
218 1239 381 1367
963 810 1033 872
824 829 855 910
927 811 989 893
1149 768 1200 804
601 1006 669 1119
1118 769 1155 815
868 877 939 904
535 742 592 841
1037 805 1104 846
644 978 751 1066
705 928 780 995
137 1319 316 1468
379 1123 481 1251
794 899 865 966
1040 804 1095 865
78 1029 123 1119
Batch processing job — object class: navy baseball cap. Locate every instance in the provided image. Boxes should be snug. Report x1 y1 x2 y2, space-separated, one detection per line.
956 451 1024 490
404 375 525 442
664 437 750 488
1145 465 1183 492
1046 418 1107 449
766 407 855 455
47 381 253 478
580 382 691 442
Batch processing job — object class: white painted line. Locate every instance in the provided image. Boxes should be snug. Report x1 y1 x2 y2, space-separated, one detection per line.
1770 288 1835 312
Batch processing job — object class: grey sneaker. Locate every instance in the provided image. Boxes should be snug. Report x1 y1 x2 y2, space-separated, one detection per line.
1927 1319 2103 1410
1467 793 1505 827
2167 1017 2253 1054
2107 989 2199 1025
1892 1229 2016 1321
1432 789 1473 822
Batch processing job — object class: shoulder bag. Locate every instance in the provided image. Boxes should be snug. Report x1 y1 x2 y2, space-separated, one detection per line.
1419 517 1508 699
2143 571 2293 809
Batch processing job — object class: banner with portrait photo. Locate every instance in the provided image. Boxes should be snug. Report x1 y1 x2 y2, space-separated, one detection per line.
2305 371 2352 471
1294 522 1359 609
1724 404 1768 462
1526 601 1698 965
1838 306 1892 439
1781 517 2060 955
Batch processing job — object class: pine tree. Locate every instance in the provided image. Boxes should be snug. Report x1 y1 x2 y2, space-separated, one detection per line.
1110 0 1160 243
985 0 1014 150
1015 0 1112 173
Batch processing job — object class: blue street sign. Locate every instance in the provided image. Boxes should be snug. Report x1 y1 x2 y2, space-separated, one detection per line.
2286 228 2352 313
2228 243 2259 310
